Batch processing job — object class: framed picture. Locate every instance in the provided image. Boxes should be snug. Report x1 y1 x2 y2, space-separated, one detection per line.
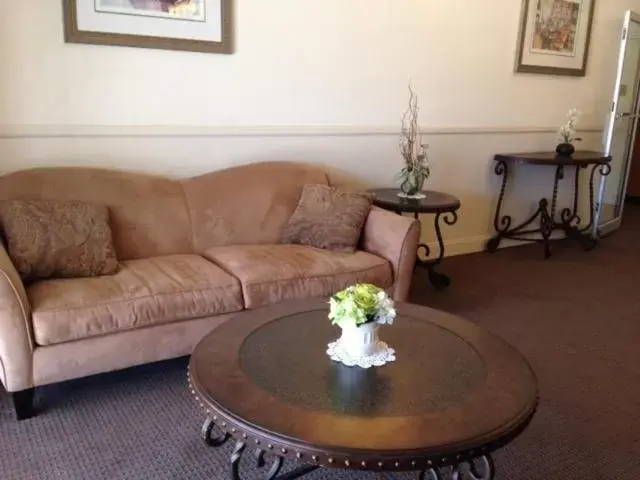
63 0 234 54
515 0 596 76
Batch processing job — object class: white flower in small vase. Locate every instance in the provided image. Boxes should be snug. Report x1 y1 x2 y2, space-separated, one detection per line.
556 108 582 157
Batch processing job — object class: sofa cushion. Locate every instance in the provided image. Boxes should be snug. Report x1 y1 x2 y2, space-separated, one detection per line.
281 184 374 253
204 244 392 309
28 255 243 346
1 200 119 282
181 162 329 251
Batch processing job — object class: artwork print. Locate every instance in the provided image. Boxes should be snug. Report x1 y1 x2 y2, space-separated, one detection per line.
95 0 206 22
515 0 595 76
531 0 582 56
64 0 232 54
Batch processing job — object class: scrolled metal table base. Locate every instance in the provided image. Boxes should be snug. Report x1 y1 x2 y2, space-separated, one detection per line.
201 417 230 447
416 210 459 290
486 161 611 258
229 440 319 480
419 455 495 480
201 417 496 480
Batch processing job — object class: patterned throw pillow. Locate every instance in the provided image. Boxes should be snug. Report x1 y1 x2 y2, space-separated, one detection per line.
281 184 374 252
0 200 119 282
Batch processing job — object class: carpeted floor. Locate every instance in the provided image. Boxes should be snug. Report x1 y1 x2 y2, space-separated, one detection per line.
2 209 640 480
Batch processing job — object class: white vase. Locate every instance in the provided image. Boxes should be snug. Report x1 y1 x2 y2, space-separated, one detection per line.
339 322 379 357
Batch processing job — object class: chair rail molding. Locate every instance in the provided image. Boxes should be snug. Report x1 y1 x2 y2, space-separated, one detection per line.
0 124 603 139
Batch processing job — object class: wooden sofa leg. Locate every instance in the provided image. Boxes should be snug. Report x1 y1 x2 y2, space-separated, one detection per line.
12 388 35 420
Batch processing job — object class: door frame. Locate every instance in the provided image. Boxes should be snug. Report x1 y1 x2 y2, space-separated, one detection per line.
594 10 640 237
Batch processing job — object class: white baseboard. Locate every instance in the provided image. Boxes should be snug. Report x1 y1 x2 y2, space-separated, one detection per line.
423 234 492 258
425 234 533 258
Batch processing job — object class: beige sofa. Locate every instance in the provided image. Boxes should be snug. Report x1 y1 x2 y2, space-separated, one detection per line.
0 161 420 419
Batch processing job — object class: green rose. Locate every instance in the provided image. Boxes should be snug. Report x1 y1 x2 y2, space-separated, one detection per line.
328 284 389 327
352 284 380 318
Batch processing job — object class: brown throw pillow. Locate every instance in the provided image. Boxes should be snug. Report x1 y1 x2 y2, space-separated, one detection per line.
0 200 119 282
281 184 374 252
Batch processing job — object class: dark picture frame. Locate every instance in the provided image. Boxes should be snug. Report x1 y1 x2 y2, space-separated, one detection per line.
515 0 596 77
62 0 234 54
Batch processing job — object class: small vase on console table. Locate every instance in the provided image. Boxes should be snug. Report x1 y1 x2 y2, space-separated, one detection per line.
555 142 575 157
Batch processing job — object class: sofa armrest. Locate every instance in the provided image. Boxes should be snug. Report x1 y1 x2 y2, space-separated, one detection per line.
0 245 33 392
362 207 420 302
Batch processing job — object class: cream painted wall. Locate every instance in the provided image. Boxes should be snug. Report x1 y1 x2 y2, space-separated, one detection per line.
0 0 636 127
1 0 640 254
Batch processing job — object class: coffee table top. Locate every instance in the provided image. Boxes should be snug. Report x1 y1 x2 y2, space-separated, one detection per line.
189 299 538 471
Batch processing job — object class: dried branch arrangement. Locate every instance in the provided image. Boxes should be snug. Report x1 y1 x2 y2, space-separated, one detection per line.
397 85 430 196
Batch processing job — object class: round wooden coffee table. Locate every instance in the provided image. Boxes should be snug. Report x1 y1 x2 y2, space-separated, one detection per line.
188 299 538 480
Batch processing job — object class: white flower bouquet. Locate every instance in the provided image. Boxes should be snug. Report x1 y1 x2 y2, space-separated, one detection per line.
559 108 582 144
328 284 396 328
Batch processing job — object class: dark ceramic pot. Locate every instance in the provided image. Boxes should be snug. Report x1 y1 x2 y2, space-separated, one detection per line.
555 142 575 157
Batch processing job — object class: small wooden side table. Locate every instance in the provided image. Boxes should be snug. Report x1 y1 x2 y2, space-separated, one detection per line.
369 188 461 290
486 151 611 258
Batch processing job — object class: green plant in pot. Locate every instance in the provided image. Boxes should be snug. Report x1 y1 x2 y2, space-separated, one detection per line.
556 108 582 157
397 85 430 198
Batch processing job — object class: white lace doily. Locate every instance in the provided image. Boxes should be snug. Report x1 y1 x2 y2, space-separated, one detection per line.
326 340 396 368
397 192 426 199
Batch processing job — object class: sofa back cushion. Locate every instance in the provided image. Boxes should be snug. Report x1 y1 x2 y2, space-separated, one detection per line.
0 168 192 260
182 162 329 251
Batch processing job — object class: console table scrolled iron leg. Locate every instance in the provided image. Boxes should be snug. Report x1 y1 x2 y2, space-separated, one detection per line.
578 162 612 240
416 210 459 290
486 160 611 257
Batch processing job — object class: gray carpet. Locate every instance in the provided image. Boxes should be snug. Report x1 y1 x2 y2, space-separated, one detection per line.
2 209 640 479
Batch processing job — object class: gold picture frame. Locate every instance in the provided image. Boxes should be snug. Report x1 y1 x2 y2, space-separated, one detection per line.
63 0 234 54
515 0 596 77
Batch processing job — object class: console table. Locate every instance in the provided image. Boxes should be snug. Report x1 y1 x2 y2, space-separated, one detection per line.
486 151 611 258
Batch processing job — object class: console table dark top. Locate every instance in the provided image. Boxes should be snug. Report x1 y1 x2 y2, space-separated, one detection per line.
189 299 538 470
370 188 461 214
495 151 611 166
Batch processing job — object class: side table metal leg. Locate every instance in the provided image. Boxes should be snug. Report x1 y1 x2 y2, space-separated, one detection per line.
417 211 458 290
